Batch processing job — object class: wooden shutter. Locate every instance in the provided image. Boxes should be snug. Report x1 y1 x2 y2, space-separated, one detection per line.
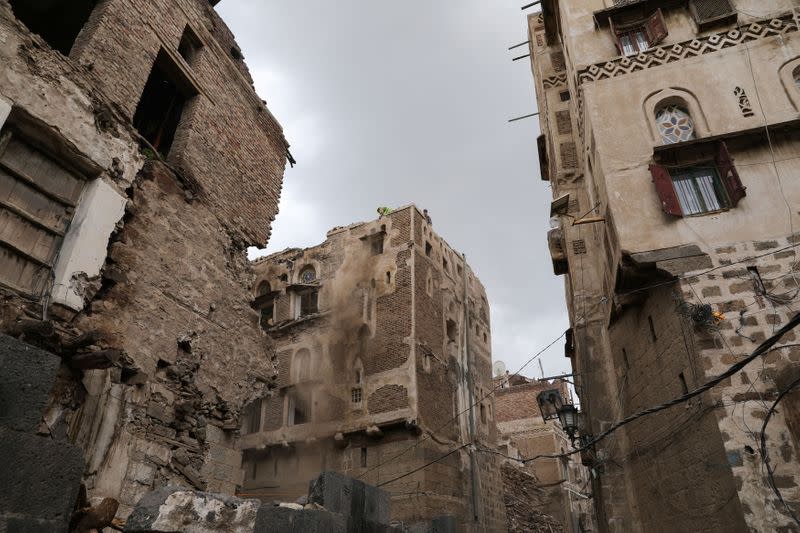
646 9 668 45
609 18 624 54
715 141 746 207
649 163 682 216
0 134 84 296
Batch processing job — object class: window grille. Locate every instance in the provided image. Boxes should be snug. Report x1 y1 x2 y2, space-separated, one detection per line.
689 0 736 26
351 387 363 404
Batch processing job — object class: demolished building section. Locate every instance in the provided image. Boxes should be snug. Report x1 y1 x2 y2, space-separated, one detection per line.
528 0 800 531
494 375 594 532
243 205 508 531
0 0 287 524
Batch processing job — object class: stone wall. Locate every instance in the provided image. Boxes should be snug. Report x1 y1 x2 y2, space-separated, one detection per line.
0 0 287 522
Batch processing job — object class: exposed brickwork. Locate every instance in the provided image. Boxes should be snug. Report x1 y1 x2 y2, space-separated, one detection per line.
0 0 287 521
247 206 507 530
368 384 409 414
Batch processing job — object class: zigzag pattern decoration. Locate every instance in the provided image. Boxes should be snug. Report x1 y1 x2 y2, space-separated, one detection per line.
543 72 567 89
577 15 799 84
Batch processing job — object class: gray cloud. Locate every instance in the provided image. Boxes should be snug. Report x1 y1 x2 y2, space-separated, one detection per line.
219 0 570 379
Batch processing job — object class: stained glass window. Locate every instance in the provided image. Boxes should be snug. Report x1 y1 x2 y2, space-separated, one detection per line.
300 266 316 283
656 105 695 144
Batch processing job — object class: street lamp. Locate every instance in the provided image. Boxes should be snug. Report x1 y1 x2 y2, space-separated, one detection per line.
557 403 579 441
537 389 564 421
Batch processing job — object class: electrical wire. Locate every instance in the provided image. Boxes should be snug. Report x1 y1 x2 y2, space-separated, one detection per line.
759 375 800 527
521 312 800 463
356 329 569 483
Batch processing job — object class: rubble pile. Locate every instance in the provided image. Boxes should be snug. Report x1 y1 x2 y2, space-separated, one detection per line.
502 464 565 533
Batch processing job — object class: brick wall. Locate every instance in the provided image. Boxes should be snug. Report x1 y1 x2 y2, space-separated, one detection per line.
368 384 409 414
608 285 747 532
70 0 287 244
0 0 287 519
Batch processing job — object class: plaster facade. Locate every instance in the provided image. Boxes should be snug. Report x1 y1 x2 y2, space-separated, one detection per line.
529 0 800 531
0 0 287 523
244 206 508 531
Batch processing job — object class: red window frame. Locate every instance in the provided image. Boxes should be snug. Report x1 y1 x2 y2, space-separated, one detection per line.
649 141 746 217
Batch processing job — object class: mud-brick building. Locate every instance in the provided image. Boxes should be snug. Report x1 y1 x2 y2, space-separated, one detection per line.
0 0 288 524
243 205 508 531
494 374 594 532
528 0 800 531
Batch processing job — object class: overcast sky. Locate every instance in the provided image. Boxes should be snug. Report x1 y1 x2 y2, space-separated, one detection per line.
218 1 570 381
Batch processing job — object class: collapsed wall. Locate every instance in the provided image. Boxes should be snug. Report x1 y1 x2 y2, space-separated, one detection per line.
0 0 288 525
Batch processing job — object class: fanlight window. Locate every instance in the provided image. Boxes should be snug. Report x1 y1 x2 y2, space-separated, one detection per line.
656 105 695 144
300 266 316 284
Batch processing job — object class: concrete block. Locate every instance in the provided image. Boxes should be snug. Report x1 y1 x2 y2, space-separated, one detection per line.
308 471 390 531
254 506 346 533
0 427 84 532
0 334 61 433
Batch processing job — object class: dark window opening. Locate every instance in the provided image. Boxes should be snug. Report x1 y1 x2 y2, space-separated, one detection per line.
9 0 98 56
446 319 458 343
300 290 319 317
443 257 448 271
288 391 310 426
559 91 571 102
257 281 271 295
483 332 488 344
425 241 432 257
648 315 657 342
457 264 463 277
178 25 202 65
480 403 487 424
243 399 262 434
260 304 274 329
386 271 391 284
679 372 689 395
133 49 198 158
370 233 384 255
360 447 368 468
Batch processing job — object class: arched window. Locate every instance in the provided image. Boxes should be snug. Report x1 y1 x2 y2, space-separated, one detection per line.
257 281 271 295
299 266 316 284
293 348 311 383
655 105 694 144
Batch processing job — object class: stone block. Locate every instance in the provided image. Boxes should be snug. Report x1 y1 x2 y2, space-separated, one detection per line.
308 471 390 531
254 506 346 533
0 427 84 532
0 334 61 433
629 244 704 264
125 487 260 533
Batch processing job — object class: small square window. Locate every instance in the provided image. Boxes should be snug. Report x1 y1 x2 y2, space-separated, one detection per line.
351 387 363 404
559 91 571 102
425 241 432 257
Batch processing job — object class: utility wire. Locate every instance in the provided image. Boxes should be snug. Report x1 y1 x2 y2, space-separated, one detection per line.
377 443 470 488
359 330 569 483
520 312 800 463
759 374 800 527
